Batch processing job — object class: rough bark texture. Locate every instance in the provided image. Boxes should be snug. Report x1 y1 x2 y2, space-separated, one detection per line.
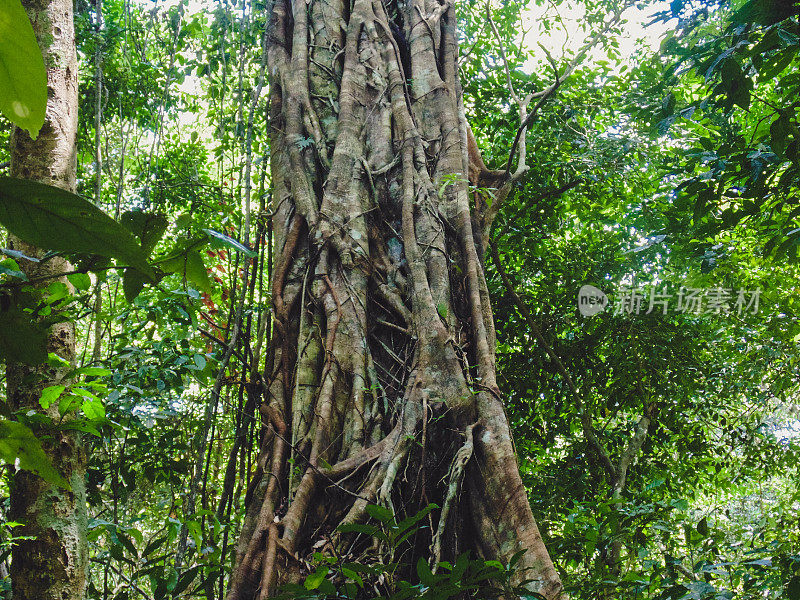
6 0 88 599
228 1 562 599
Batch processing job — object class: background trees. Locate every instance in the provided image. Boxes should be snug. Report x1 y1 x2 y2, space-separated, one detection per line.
0 0 798 599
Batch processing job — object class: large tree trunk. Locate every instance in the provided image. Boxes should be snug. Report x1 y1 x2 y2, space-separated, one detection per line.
6 0 87 599
227 1 562 598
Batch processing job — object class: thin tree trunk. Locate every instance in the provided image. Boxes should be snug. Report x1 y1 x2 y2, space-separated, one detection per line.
227 1 562 599
6 0 87 599
92 0 105 365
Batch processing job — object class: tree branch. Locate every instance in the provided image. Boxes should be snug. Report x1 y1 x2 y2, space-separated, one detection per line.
613 414 651 496
494 179 583 240
502 0 635 178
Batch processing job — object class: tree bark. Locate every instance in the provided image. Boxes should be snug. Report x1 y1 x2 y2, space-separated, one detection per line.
227 1 562 599
6 0 87 599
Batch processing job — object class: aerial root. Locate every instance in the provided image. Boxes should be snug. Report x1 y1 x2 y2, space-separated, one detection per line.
430 421 477 569
258 523 280 600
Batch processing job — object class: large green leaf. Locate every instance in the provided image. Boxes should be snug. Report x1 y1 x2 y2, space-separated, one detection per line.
160 249 211 295
365 503 395 523
0 0 47 138
0 178 155 279
0 419 69 488
304 566 329 590
122 268 149 303
732 0 798 26
121 211 169 255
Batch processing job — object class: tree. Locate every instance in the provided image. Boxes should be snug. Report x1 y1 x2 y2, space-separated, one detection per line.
649 0 799 260
226 0 562 598
4 0 88 599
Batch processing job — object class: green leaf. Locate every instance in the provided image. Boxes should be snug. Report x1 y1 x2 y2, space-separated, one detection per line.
697 517 709 537
396 503 437 536
662 92 676 115
732 0 797 26
758 48 795 82
142 536 167 558
81 398 105 421
341 562 379 576
45 280 69 305
341 567 364 587
0 419 69 488
337 522 389 543
416 557 435 585
744 558 772 567
123 268 149 303
0 0 47 137
47 352 71 370
452 552 470 581
117 530 139 558
365 504 395 523
770 111 792 155
175 213 191 229
0 258 27 280
69 366 111 377
509 549 527 567
172 565 200 596
304 566 329 590
70 386 98 401
152 566 178 599
39 385 66 409
436 302 449 320
184 250 211 294
0 178 155 279
165 566 179 592
58 394 82 416
67 272 91 292
203 228 257 257
120 211 169 256
160 249 211 294
719 59 752 110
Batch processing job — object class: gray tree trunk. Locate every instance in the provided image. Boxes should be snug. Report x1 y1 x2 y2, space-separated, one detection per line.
6 0 88 598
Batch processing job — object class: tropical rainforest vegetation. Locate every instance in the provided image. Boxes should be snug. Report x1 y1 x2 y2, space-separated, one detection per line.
0 0 798 599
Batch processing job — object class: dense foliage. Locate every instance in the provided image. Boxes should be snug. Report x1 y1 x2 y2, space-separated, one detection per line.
0 0 797 598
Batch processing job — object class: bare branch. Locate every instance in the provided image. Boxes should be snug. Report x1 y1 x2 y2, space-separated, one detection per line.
486 0 521 106
503 0 635 177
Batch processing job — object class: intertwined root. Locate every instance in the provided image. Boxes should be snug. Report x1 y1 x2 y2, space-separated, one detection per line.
226 0 563 599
